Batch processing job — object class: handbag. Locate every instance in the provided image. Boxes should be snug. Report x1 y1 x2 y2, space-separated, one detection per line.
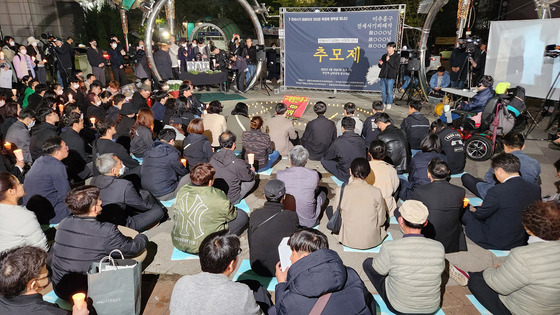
326 184 345 234
87 250 142 315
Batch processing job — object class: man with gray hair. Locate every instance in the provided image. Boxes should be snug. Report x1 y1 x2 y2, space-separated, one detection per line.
90 153 165 232
277 145 327 227
210 130 255 204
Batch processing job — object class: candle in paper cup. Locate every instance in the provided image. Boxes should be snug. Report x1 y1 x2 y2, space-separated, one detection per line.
11 89 17 96
463 198 470 208
247 153 255 165
181 158 187 167
68 94 73 102
72 293 86 310
90 117 96 125
58 104 64 114
13 149 23 161
4 142 11 151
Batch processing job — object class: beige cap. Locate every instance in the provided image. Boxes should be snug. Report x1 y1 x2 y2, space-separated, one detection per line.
399 200 429 224
27 36 39 46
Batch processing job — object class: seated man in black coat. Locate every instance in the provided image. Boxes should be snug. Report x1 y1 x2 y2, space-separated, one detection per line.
29 107 59 162
375 113 411 174
301 101 337 160
462 153 541 250
91 153 165 232
321 117 366 183
248 180 299 277
411 159 467 253
131 84 151 113
61 111 91 181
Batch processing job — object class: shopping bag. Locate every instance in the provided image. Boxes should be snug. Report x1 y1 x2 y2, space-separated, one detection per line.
0 69 12 89
87 250 141 315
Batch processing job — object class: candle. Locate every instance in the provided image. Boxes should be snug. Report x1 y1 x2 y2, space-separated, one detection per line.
72 293 86 310
13 149 23 161
68 94 73 102
463 198 470 208
247 153 255 165
4 142 11 151
181 158 187 167
90 117 96 125
11 89 16 96
58 104 64 114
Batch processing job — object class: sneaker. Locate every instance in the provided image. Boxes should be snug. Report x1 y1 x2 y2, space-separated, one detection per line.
449 263 470 286
385 104 392 110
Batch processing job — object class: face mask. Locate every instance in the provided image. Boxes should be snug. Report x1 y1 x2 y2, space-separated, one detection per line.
192 43 196 47
9 41 14 46
80 113 84 119
73 84 80 89
96 101 101 106
20 49 27 55
92 42 97 46
138 45 144 49
0 100 5 106
56 89 63 95
111 44 117 49
28 120 35 129
118 164 126 176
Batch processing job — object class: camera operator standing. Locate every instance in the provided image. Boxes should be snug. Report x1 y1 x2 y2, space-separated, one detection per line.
450 43 468 89
229 52 248 92
53 38 73 88
469 39 486 86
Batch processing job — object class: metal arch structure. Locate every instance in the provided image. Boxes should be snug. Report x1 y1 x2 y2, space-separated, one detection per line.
144 0 265 92
418 0 450 99
189 23 229 45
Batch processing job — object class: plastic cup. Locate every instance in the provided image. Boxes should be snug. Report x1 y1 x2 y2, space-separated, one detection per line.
90 117 96 125
13 149 23 161
443 105 450 113
11 89 16 96
247 153 255 165
4 142 11 151
181 158 187 167
72 293 86 310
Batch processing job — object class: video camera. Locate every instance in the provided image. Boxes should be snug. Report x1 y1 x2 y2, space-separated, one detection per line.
545 44 560 58
400 50 421 72
458 36 480 55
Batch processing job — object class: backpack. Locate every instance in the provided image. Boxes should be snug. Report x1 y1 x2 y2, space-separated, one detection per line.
492 103 515 136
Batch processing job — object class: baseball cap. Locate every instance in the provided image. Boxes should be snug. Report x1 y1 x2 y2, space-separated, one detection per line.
396 200 429 225
169 117 182 125
264 180 286 199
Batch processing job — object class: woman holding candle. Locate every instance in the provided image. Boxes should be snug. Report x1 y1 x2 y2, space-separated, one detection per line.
130 108 155 158
12 44 35 80
0 172 46 252
242 116 280 172
183 118 213 172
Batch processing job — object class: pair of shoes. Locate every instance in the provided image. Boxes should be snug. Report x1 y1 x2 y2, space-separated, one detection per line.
448 263 470 286
385 104 392 110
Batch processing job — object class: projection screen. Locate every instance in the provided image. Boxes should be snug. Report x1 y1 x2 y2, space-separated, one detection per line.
486 18 560 100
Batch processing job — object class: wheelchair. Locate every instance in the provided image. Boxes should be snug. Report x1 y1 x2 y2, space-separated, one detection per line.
451 86 528 161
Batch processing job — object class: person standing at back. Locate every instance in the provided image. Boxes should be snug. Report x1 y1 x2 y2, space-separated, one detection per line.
378 42 399 110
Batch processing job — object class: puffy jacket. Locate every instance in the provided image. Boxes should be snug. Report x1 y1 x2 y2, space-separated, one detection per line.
461 87 494 113
242 129 273 170
209 149 254 202
370 236 445 314
29 122 59 161
141 141 187 197
483 240 560 315
274 249 374 315
183 133 213 171
376 124 411 174
0 204 47 252
51 215 148 300
130 125 154 158
172 184 236 253
400 112 430 150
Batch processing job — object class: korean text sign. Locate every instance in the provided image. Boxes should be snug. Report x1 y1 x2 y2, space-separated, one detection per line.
284 11 399 91
281 95 310 119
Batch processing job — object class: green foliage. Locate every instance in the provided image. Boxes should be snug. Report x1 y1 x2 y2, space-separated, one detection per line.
76 3 125 50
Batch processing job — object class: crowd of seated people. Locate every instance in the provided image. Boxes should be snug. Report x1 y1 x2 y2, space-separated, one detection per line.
0 72 558 315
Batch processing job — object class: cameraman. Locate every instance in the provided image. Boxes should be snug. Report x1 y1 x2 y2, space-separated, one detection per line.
228 34 244 56
228 52 248 92
53 38 73 88
450 42 468 89
469 39 487 86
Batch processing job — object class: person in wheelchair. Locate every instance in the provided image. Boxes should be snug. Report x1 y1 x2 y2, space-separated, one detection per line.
441 75 494 124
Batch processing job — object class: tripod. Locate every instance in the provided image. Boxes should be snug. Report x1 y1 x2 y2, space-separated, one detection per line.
525 68 560 137
258 66 272 96
455 53 472 89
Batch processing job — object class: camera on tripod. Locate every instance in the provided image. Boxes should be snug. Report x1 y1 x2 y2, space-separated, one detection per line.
400 50 421 72
458 36 480 56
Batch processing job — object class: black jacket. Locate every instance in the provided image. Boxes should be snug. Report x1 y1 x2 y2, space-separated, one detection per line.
87 46 105 67
116 115 135 141
301 115 337 160
400 112 430 150
131 91 149 112
65 88 86 114
437 127 466 174
27 93 42 111
412 180 467 253
130 125 154 158
29 122 59 161
361 114 381 146
154 49 173 80
53 44 72 69
376 124 411 174
141 141 187 197
323 131 366 180
51 215 147 300
0 294 67 315
408 151 447 187
248 202 299 277
210 149 254 202
463 177 541 250
86 104 105 122
378 52 400 79
108 47 125 69
183 133 213 171
450 48 468 82
60 128 89 162
92 138 140 175
91 174 162 214
273 249 374 315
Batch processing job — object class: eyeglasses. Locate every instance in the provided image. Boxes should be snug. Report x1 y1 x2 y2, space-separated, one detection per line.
237 248 243 256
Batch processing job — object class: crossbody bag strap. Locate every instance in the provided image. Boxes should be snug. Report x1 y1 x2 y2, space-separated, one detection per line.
336 184 346 213
252 211 281 233
235 115 246 132
309 292 333 315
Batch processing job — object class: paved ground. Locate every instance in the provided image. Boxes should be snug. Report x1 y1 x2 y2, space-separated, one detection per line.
45 84 560 314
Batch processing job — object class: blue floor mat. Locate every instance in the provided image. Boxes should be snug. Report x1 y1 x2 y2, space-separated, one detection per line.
331 176 344 187
373 294 445 315
43 290 72 311
171 247 199 261
235 199 250 213
343 232 393 253
161 198 176 208
232 259 278 291
466 295 492 315
488 249 510 257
